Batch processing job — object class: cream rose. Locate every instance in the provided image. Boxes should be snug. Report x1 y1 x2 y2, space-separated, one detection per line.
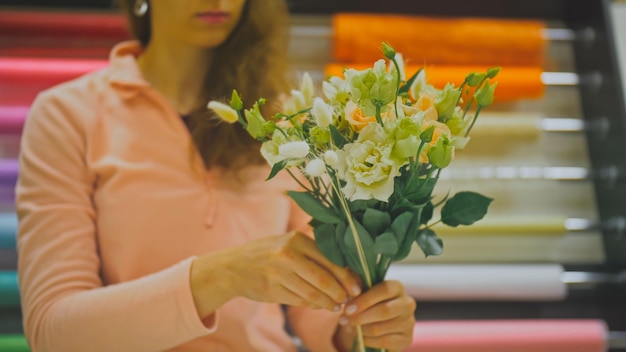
336 124 405 202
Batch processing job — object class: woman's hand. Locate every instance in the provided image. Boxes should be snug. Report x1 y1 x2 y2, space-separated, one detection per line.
190 232 362 319
333 280 416 352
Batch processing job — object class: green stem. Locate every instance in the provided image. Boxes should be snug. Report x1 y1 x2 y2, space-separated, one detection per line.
390 56 402 119
282 107 312 121
424 218 442 230
464 106 483 137
286 169 315 194
375 105 384 127
462 77 488 120
329 177 369 352
329 176 372 288
402 141 428 194
236 110 247 128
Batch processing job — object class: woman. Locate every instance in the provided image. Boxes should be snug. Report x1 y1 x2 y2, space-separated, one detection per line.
15 0 416 351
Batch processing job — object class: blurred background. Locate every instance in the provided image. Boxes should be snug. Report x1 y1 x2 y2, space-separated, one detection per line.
1 0 626 351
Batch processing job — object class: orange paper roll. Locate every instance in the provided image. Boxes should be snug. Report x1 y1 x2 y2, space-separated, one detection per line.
332 14 547 66
324 64 545 102
408 320 607 352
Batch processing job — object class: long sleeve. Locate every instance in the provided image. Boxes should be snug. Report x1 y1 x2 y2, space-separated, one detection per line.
16 90 216 352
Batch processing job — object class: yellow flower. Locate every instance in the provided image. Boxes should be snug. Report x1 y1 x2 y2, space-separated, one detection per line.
415 93 438 122
420 119 452 163
344 101 392 133
207 101 238 124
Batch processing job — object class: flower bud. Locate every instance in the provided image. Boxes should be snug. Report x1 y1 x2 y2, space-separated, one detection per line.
278 141 310 159
381 42 396 60
300 73 315 106
312 97 333 128
207 101 238 124
324 150 339 169
305 159 326 177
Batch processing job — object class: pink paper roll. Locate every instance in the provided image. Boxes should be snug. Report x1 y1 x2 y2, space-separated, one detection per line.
0 58 107 105
407 320 607 352
0 107 28 134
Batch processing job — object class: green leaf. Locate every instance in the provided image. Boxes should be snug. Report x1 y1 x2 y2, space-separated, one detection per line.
287 191 343 224
415 229 444 257
329 124 348 148
314 223 345 266
344 219 378 285
230 89 243 110
405 177 437 203
393 210 420 261
398 68 423 95
440 191 493 227
420 201 434 225
266 159 289 180
374 231 399 256
362 208 391 237
390 211 413 245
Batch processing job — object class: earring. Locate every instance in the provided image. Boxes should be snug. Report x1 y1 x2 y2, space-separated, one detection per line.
133 0 148 17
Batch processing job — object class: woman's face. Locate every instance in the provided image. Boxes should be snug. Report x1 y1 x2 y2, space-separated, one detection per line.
149 0 247 48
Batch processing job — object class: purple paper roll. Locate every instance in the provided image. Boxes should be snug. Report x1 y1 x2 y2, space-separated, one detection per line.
0 107 27 134
0 160 18 186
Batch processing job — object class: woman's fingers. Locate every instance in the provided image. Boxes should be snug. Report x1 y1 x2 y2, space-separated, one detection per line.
279 272 341 311
290 257 348 308
292 232 362 297
360 315 413 337
343 280 409 322
344 296 414 326
337 279 416 351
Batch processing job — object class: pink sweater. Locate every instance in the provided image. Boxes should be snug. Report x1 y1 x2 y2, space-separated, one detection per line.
16 41 340 352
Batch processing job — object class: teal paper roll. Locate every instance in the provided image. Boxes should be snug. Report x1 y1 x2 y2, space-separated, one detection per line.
0 335 30 352
0 213 17 249
0 272 19 308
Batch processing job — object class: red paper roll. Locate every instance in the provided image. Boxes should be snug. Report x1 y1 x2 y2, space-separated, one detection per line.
0 10 128 39
407 320 606 352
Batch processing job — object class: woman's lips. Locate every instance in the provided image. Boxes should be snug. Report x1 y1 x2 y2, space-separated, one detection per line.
196 11 230 24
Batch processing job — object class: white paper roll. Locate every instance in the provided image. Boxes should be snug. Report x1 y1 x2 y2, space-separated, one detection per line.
386 264 567 301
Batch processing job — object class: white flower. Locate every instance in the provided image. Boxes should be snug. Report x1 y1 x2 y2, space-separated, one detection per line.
300 72 315 106
409 69 427 100
292 90 306 111
324 150 339 169
207 101 238 123
305 159 326 177
261 131 306 167
323 76 350 104
278 141 310 159
283 90 308 116
453 136 471 149
312 97 333 128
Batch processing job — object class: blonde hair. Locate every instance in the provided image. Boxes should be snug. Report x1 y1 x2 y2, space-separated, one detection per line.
119 0 290 169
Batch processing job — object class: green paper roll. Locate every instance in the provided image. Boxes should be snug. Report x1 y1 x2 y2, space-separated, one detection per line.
0 335 30 352
0 272 20 308
0 213 17 250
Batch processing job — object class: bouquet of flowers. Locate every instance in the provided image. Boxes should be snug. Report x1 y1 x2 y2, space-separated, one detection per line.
209 43 498 352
